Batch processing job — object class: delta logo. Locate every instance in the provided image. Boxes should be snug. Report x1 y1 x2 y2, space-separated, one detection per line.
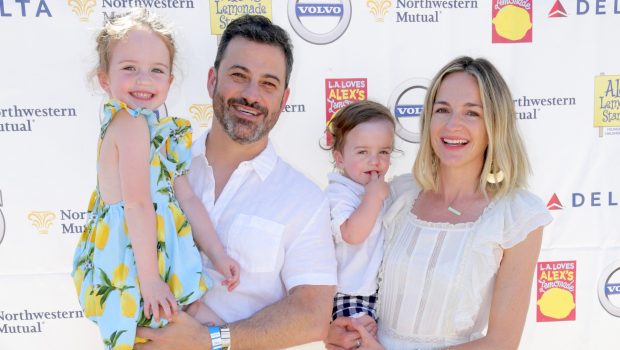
0 0 52 17
547 191 619 210
549 0 568 17
325 78 367 142
536 261 576 322
209 0 272 35
492 0 532 43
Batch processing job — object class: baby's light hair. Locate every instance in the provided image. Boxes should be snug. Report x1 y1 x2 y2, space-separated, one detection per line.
324 100 396 154
95 8 175 74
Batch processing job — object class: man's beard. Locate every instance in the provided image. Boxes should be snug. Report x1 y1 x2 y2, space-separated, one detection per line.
212 86 280 145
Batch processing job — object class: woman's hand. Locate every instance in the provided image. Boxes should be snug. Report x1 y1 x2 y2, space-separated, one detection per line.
324 315 378 350
348 317 384 350
140 277 178 322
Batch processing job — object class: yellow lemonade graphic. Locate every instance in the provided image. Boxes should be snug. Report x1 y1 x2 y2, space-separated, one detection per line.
492 5 532 41
537 288 575 319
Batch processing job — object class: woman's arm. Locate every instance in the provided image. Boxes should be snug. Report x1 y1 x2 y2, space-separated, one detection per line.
452 227 544 350
114 109 177 321
173 175 240 290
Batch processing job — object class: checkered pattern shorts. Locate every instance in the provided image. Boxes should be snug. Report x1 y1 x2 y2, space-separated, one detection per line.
332 292 378 320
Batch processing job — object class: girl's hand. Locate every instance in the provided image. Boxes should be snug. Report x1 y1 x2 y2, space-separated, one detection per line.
349 317 384 350
140 277 178 322
212 252 240 292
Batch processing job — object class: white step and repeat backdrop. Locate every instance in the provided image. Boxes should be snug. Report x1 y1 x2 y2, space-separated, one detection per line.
0 1 619 349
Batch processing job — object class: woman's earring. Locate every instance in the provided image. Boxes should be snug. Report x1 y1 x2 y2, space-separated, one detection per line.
487 170 505 184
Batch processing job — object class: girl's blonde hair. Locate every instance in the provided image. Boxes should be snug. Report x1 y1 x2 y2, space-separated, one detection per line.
95 8 175 74
413 56 530 198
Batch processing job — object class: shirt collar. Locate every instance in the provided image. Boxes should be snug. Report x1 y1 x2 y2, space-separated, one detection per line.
327 172 365 196
192 128 277 181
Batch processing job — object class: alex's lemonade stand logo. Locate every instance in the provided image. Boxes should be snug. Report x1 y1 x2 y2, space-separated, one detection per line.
536 261 576 322
594 75 620 137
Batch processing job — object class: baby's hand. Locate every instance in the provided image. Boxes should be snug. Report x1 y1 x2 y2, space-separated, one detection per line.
212 252 240 292
364 171 389 202
140 277 178 322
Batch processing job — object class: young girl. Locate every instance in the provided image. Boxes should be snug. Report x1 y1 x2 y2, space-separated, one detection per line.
324 100 395 324
71 9 239 349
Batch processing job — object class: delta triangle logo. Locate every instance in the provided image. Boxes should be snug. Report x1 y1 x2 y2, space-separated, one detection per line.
547 193 564 210
549 0 568 17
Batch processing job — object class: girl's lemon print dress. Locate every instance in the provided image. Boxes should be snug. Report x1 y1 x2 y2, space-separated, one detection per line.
71 100 210 349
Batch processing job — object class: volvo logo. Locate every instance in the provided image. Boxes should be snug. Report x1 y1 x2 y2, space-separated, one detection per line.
387 78 429 143
598 260 620 317
287 0 352 45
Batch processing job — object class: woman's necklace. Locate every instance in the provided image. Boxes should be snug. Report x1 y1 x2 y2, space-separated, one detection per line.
447 205 462 216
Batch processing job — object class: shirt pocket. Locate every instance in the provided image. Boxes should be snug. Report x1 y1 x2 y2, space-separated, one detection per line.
227 214 285 273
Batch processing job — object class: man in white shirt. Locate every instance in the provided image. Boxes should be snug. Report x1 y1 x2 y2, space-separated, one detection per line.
136 15 337 350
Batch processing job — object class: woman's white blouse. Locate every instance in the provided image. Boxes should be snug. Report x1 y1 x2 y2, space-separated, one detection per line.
377 175 552 349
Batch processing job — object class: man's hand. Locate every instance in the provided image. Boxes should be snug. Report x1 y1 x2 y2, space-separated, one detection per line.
135 311 212 350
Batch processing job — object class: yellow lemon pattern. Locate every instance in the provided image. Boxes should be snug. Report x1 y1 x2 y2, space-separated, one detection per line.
71 99 210 349
537 288 576 319
492 5 532 41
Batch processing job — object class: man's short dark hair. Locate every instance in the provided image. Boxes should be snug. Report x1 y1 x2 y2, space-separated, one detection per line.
214 15 294 87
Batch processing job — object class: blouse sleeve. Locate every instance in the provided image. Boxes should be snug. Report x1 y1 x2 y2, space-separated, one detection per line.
165 117 193 179
501 189 553 249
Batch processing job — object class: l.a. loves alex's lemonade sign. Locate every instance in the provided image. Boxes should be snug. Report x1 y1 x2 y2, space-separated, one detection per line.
537 261 577 322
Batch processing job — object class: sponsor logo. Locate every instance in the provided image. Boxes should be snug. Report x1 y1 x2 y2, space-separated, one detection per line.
549 0 568 17
0 0 52 17
28 209 88 235
513 95 576 120
547 192 618 209
594 75 620 137
209 0 272 35
536 261 577 322
598 260 620 317
367 0 392 22
0 105 78 133
0 190 5 246
388 78 429 143
0 309 84 334
325 78 367 142
98 0 196 21
492 0 532 43
189 104 214 129
283 103 306 113
546 193 564 210
27 211 56 234
394 0 479 23
68 0 96 21
577 0 620 15
287 0 352 45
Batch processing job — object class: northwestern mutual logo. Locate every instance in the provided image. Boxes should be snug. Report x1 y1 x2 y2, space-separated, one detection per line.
513 95 576 120
0 105 77 133
367 0 392 22
394 0 478 23
27 209 87 235
68 0 96 22
0 309 84 334
0 0 52 17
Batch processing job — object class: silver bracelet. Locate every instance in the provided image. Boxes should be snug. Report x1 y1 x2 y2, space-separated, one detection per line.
221 324 231 350
208 325 222 350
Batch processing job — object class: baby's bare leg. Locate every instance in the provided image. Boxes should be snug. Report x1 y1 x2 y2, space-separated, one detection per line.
186 300 224 326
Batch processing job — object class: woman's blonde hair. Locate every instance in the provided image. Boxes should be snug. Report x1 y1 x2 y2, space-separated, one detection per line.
95 8 175 74
413 56 530 198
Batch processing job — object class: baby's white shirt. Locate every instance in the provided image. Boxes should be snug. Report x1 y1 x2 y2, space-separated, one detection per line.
325 172 384 296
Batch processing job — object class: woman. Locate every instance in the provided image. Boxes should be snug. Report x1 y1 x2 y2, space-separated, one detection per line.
326 56 552 350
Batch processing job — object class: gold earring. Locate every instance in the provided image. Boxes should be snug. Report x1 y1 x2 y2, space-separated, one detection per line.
487 169 505 184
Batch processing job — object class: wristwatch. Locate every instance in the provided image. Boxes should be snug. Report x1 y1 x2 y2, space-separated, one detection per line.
208 324 232 350
221 324 231 350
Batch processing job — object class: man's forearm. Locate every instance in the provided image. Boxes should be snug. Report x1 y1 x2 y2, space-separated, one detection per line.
229 285 335 350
